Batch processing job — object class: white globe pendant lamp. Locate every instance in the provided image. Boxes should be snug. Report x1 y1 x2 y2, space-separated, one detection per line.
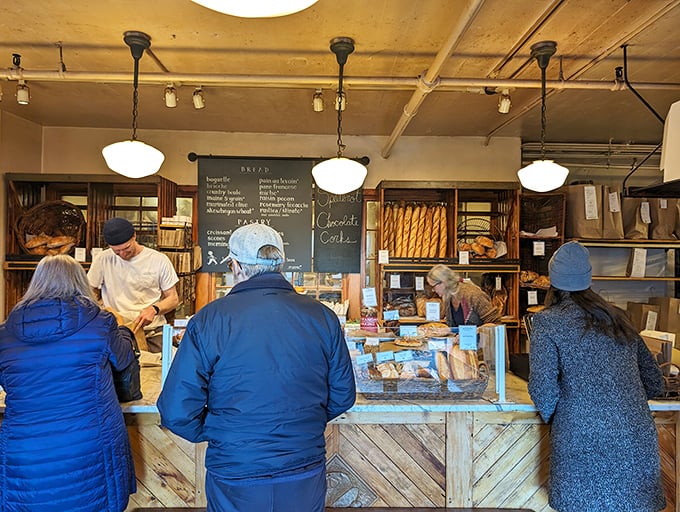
190 0 319 17
311 37 368 195
517 41 569 193
102 31 165 179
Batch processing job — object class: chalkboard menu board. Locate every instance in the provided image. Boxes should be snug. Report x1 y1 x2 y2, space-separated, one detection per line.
197 157 313 273
313 189 363 273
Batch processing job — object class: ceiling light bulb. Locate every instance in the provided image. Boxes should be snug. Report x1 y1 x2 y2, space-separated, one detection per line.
164 85 177 108
190 0 319 17
193 88 206 109
517 160 569 192
335 91 346 111
16 80 29 105
498 90 511 114
312 158 367 195
313 89 324 112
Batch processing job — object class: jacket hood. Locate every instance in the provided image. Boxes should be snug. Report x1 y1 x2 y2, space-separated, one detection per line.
5 297 101 343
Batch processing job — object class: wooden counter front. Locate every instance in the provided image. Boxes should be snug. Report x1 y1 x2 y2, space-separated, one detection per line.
1 370 678 511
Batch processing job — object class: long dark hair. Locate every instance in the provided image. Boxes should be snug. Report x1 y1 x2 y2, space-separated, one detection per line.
544 286 639 344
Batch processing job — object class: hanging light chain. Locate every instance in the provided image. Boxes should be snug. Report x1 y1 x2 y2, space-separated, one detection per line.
131 54 140 141
540 63 547 160
336 61 346 158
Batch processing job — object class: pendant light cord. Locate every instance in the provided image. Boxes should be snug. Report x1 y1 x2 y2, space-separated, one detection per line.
336 61 346 158
540 64 546 160
131 55 140 141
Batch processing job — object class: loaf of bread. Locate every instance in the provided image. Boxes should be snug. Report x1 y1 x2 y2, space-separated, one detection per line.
422 205 433 256
429 206 440 258
407 205 420 256
438 206 447 257
383 204 393 252
475 235 494 248
25 233 51 249
395 203 405 257
449 345 478 380
436 351 452 381
46 235 77 248
470 242 486 255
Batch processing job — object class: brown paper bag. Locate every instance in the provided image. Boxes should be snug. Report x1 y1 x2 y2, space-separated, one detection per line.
621 197 649 239
564 184 602 239
601 186 624 239
650 198 678 240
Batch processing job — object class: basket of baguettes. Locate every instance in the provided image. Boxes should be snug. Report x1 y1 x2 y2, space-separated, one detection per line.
382 201 448 258
351 323 489 399
14 200 85 256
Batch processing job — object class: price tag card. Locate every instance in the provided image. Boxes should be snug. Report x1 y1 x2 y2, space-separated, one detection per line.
376 350 395 363
356 353 374 365
378 249 390 264
394 350 414 362
428 338 447 351
346 340 358 352
362 287 378 307
660 198 668 209
74 247 87 262
459 325 478 350
459 250 470 264
533 241 545 256
399 325 418 337
495 276 503 290
390 274 402 289
425 301 441 321
365 337 380 346
383 309 400 321
527 290 539 305
415 276 425 291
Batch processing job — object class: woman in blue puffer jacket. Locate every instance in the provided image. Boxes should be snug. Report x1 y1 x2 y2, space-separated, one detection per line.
0 254 137 512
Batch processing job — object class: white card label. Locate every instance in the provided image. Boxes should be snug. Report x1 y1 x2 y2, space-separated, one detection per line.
640 201 651 224
584 185 599 220
660 198 668 209
356 353 373 365
645 311 658 331
608 191 621 212
74 247 86 262
394 350 413 362
495 276 502 290
400 325 419 337
389 274 401 289
459 325 477 350
376 351 395 363
362 287 378 307
533 241 545 256
459 250 470 264
425 301 441 321
378 249 389 264
527 290 538 305
428 339 447 351
383 309 400 321
415 276 425 291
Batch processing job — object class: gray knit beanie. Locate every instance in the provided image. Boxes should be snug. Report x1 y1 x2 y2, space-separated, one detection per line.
549 241 592 291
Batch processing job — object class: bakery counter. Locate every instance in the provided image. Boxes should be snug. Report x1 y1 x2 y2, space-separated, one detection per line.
2 369 678 511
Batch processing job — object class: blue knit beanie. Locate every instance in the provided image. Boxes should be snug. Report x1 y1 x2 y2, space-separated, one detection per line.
549 241 592 291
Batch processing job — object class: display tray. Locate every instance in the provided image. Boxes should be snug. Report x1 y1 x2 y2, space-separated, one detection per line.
356 376 488 400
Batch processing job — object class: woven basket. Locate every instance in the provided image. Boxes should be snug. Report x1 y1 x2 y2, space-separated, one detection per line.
14 200 85 256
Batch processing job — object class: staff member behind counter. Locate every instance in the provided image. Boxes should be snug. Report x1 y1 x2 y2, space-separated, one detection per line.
88 217 179 352
427 264 501 326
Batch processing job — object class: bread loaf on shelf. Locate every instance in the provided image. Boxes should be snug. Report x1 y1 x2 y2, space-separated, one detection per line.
438 206 447 258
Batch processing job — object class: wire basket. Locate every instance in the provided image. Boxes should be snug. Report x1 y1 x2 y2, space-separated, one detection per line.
457 218 505 259
14 200 85 256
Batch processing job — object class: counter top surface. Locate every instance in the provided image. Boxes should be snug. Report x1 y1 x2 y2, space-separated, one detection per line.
2 365 679 415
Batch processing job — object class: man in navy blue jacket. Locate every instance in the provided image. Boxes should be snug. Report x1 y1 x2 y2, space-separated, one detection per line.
158 223 356 512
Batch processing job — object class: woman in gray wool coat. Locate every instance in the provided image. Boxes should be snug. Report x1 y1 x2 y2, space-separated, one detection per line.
528 241 666 512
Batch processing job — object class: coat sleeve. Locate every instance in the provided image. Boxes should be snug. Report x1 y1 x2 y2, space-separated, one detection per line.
636 336 664 399
103 312 135 371
157 320 210 443
528 313 560 423
326 321 356 421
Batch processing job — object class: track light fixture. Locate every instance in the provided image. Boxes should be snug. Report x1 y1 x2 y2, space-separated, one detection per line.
193 87 206 109
16 80 30 104
102 31 165 179
498 89 511 114
164 84 177 108
334 91 346 112
313 89 324 112
517 41 569 192
311 36 368 195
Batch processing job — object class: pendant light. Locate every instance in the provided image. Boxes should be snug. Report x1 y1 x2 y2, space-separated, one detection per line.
102 31 165 179
311 37 367 196
190 0 319 17
517 41 569 192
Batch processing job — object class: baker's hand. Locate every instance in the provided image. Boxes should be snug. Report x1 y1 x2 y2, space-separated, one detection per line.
131 305 158 333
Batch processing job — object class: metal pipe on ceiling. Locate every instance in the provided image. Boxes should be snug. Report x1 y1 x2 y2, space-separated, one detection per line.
380 0 486 159
3 67 680 92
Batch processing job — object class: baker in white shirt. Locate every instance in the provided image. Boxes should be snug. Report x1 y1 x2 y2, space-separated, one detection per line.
88 217 179 352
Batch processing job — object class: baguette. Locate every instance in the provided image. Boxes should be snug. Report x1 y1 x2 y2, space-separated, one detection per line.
46 235 77 248
407 205 420 256
395 203 405 257
430 206 440 258
422 205 433 257
25 233 51 249
438 206 447 258
401 204 413 258
383 204 392 252
436 351 452 381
